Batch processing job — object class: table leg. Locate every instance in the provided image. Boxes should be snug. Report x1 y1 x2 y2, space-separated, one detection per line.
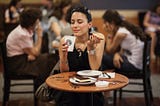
90 93 93 106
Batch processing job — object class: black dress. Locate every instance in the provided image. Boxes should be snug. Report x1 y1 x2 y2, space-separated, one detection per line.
56 47 104 106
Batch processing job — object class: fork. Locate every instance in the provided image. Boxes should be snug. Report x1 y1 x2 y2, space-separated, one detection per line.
103 73 111 79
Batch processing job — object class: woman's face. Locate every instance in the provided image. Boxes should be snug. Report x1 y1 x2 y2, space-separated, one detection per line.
71 12 91 37
29 19 40 32
103 21 114 34
16 1 22 9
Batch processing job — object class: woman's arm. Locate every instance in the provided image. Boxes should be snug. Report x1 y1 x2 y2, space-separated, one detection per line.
143 11 158 28
59 37 69 72
87 32 105 70
50 21 61 38
143 12 152 27
49 17 62 48
105 32 126 54
5 7 19 23
23 20 43 59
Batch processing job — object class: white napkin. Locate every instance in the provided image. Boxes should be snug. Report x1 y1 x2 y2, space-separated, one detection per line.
99 72 115 78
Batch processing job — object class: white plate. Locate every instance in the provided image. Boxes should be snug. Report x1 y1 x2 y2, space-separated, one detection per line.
77 70 102 77
69 77 96 85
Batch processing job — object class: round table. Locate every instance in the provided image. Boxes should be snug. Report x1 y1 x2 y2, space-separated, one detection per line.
46 71 128 92
46 71 128 106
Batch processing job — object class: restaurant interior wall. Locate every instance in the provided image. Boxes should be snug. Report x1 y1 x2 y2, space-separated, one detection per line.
0 0 159 37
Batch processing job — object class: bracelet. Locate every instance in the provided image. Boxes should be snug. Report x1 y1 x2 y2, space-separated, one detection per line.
60 61 68 64
87 49 96 55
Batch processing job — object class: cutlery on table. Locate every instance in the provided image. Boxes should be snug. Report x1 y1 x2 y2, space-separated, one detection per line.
102 73 111 79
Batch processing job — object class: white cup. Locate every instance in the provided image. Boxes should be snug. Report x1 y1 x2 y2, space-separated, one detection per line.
95 81 109 87
64 35 76 52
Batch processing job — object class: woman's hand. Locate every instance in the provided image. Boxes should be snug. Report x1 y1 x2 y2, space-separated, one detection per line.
59 39 69 59
35 21 43 37
87 32 105 70
151 54 156 61
28 55 36 61
113 53 123 68
62 42 69 53
87 34 103 50
10 6 18 14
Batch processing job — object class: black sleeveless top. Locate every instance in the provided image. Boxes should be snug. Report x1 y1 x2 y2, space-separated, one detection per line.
68 47 91 72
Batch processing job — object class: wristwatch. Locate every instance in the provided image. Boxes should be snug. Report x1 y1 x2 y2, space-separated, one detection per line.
87 49 96 55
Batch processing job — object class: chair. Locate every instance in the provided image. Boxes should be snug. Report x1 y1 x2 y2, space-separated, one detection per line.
113 36 153 106
0 41 38 106
3 23 18 37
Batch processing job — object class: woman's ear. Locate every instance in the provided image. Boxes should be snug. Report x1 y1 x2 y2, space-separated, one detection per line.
88 22 92 29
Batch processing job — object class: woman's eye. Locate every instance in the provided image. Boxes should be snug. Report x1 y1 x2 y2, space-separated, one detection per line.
77 20 83 24
71 21 75 24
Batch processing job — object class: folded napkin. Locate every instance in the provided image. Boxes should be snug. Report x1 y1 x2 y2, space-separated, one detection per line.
99 72 115 78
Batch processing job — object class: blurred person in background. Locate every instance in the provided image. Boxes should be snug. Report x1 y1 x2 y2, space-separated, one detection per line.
101 10 147 103
4 0 24 38
6 8 59 89
40 0 54 53
5 0 23 24
143 3 160 72
40 0 54 34
48 0 72 54
101 10 146 74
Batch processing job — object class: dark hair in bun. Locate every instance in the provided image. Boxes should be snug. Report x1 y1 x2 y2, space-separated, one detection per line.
67 4 92 23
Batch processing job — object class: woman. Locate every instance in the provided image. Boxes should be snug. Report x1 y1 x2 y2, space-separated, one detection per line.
143 3 160 72
6 8 59 89
5 0 23 24
40 0 54 33
101 10 146 74
48 0 72 53
58 4 105 106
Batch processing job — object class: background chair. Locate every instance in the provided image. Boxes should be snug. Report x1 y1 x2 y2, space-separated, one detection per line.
3 23 18 38
0 40 38 106
113 36 153 106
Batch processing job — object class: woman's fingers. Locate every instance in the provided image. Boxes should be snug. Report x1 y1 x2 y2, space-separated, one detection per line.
87 34 104 50
89 34 103 44
62 43 68 52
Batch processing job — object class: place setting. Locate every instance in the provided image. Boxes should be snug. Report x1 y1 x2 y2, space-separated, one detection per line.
69 70 116 87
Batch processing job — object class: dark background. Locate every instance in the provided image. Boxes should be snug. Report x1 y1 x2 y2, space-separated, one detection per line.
80 0 160 10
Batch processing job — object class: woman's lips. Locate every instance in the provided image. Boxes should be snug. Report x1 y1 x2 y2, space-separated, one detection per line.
73 30 80 33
